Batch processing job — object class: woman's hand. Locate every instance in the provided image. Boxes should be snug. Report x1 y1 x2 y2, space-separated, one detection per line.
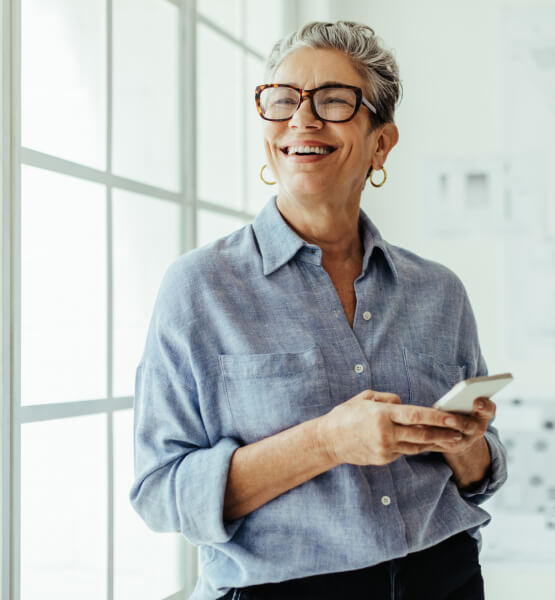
428 396 496 456
317 390 493 467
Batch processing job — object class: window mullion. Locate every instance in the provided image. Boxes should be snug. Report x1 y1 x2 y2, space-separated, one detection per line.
240 0 247 213
106 0 114 598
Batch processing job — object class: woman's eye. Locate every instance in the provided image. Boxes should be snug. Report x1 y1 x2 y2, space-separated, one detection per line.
324 97 350 105
274 98 297 105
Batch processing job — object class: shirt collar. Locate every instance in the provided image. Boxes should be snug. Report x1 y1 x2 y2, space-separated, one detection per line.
252 195 399 283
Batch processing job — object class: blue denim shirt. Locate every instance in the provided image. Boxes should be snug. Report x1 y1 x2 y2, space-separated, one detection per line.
130 196 508 600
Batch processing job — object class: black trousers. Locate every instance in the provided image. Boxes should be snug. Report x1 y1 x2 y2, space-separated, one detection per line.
221 530 485 600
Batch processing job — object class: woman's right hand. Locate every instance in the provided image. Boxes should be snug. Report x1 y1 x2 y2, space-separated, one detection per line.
317 389 464 467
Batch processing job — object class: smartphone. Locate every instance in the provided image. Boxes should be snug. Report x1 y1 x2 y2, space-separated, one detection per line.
432 372 514 414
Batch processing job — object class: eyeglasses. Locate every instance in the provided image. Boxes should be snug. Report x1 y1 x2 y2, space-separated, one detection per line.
255 83 377 123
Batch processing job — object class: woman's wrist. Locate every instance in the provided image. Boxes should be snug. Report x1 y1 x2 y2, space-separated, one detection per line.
314 412 343 469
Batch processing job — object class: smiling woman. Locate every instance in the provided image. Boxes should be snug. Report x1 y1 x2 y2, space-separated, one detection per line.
260 44 399 215
130 20 508 600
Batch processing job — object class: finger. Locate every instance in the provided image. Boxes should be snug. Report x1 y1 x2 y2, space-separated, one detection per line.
361 391 401 404
390 404 459 429
472 396 496 418
396 442 438 455
391 404 479 435
395 423 463 445
372 394 402 405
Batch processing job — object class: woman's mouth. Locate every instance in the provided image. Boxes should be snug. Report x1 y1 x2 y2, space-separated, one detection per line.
279 144 337 163
280 144 337 156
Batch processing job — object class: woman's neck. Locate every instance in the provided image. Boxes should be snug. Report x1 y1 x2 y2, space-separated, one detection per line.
275 193 363 265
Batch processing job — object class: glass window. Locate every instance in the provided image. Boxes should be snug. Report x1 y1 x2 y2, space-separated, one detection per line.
9 2 291 599
21 165 107 406
245 0 283 57
21 415 107 599
197 0 241 38
113 409 185 599
246 55 271 214
21 0 106 170
112 0 180 192
112 190 181 398
197 209 246 247
197 23 242 208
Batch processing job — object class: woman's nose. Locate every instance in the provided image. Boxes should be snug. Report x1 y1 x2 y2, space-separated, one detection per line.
288 96 323 129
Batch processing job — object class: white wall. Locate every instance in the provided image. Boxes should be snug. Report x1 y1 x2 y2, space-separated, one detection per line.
293 0 505 375
321 0 553 394
295 1 555 598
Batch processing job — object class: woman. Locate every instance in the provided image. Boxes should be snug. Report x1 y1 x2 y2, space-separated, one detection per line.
130 21 507 600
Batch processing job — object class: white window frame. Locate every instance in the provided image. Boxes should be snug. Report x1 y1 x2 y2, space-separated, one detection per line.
1 0 297 598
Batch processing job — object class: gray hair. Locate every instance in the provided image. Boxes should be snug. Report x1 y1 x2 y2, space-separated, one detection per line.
265 21 403 130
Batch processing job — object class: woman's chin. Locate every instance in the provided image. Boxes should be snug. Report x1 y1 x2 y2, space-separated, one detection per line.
283 174 336 197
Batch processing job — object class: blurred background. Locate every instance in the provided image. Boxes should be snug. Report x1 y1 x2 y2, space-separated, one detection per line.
1 0 554 598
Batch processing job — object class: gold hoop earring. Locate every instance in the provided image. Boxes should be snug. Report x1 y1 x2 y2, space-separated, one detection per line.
369 166 387 188
260 164 276 185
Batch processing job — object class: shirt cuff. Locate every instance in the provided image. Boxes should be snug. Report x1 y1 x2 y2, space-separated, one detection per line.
459 428 508 504
176 436 246 545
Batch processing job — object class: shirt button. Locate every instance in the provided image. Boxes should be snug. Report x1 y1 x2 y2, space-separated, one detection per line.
354 364 364 374
381 495 391 506
363 311 372 320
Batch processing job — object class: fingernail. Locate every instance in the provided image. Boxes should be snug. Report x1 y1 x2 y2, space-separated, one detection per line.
445 417 457 426
477 400 484 409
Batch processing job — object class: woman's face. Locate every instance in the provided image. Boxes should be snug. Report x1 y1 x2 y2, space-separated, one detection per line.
262 46 386 202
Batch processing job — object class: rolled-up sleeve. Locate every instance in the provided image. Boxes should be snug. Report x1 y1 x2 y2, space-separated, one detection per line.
458 424 508 504
129 268 246 546
458 344 509 505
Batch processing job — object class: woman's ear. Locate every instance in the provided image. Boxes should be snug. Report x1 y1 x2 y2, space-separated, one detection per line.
371 122 399 170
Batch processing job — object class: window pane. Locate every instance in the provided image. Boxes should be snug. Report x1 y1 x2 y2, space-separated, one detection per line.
197 210 245 247
112 0 180 192
112 190 181 398
114 410 186 599
21 0 106 169
197 24 242 208
246 55 271 215
197 0 241 38
21 165 107 406
245 0 283 57
21 415 107 599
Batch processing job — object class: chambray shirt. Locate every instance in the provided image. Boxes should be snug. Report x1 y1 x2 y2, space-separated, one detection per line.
130 196 508 600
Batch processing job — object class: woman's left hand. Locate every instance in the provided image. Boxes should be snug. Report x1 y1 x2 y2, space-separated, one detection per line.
429 396 495 454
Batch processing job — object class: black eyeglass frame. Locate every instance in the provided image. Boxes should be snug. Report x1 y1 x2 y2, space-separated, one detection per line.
254 83 378 123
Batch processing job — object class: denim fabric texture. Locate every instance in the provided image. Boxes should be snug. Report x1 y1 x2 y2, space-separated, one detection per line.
130 196 508 600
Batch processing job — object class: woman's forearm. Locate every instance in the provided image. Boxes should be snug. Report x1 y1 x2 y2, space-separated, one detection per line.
223 415 339 522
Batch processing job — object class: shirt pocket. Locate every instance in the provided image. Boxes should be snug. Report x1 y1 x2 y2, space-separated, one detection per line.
403 347 467 408
219 346 332 444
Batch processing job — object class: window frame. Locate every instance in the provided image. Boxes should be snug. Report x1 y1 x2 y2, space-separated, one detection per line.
1 0 296 598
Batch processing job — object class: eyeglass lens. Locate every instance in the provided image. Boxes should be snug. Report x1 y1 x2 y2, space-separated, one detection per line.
260 87 358 121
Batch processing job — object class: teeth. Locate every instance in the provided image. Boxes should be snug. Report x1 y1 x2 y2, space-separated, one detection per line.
286 145 333 155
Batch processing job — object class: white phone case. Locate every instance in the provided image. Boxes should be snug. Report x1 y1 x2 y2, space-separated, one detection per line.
432 372 514 414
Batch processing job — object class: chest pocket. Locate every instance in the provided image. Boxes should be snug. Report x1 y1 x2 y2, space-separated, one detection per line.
219 346 332 444
403 347 467 408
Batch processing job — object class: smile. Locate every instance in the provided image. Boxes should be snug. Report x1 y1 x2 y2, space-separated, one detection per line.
280 144 337 156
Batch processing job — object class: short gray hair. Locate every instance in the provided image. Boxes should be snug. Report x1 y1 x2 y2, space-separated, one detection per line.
265 21 403 130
